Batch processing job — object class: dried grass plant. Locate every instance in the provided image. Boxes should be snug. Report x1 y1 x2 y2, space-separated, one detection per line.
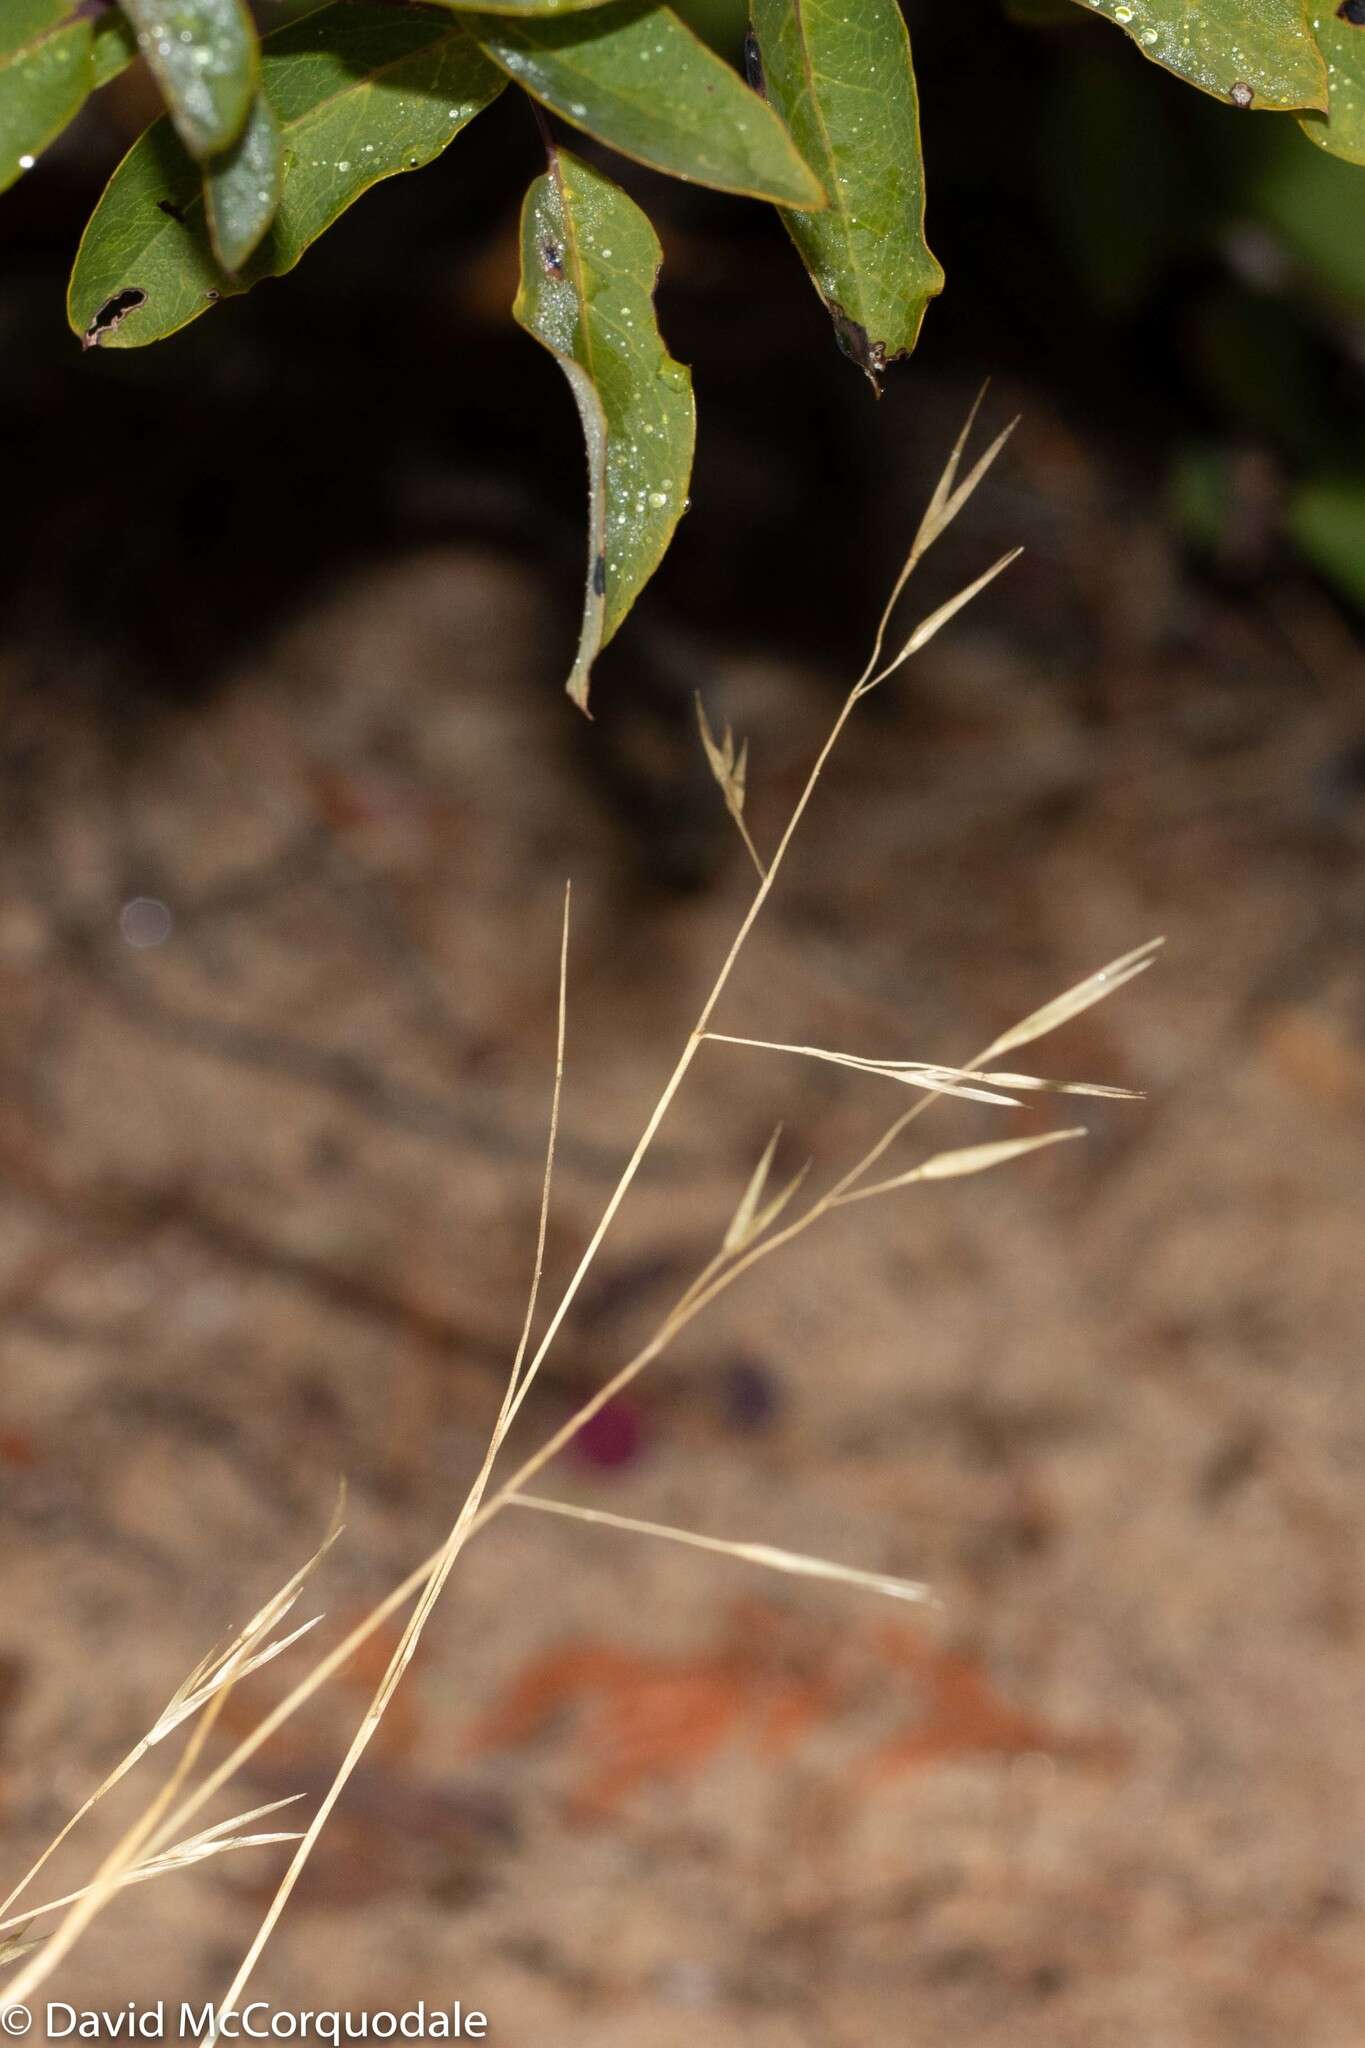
0 395 1159 2030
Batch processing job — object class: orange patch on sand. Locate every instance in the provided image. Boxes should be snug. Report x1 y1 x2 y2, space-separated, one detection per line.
463 1604 1116 1816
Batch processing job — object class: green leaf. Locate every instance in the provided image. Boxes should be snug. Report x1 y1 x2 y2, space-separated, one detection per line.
68 4 505 349
117 0 259 158
1068 0 1328 111
0 7 93 195
0 2 140 192
1299 6 1365 164
1 0 71 64
1248 114 1365 299
92 11 140 91
421 0 620 13
1289 475 1365 609
513 147 695 709
751 0 942 386
466 2 824 205
204 85 284 272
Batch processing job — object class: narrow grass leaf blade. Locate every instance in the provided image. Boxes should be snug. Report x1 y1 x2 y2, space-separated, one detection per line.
204 87 283 272
981 938 1164 1061
514 148 695 709
1299 10 1365 167
511 1494 933 1605
67 6 505 350
0 9 93 196
118 0 259 159
752 0 942 385
1065 0 1327 111
467 2 825 206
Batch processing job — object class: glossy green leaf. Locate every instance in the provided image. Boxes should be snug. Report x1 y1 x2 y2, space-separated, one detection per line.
751 0 942 386
1 0 71 64
92 11 140 90
204 85 284 271
1299 6 1365 163
467 2 824 205
68 5 505 349
0 3 140 193
513 147 695 709
117 0 259 158
0 7 92 194
1070 0 1327 111
1289 475 1365 609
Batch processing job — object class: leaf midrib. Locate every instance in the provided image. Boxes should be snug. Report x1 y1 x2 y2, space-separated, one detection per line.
787 0 870 322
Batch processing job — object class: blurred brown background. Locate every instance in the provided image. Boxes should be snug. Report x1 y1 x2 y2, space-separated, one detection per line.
3 4 1365 2042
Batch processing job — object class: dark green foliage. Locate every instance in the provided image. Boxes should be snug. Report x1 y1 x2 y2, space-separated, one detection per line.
4 0 1364 696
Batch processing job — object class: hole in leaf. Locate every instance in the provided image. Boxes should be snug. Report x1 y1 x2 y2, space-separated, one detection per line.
81 287 146 351
1338 0 1365 24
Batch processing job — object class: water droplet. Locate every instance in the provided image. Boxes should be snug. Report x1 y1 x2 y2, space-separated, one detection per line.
647 490 668 508
18 154 35 171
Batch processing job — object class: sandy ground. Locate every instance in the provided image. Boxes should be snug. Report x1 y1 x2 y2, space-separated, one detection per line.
2 414 1364 2045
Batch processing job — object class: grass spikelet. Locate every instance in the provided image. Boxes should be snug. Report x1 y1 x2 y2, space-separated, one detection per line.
860 547 1024 693
0 1802 307 1938
0 1497 341 1932
860 383 1020 683
837 1128 1087 1204
695 691 764 878
509 1495 935 1606
980 938 1165 1061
